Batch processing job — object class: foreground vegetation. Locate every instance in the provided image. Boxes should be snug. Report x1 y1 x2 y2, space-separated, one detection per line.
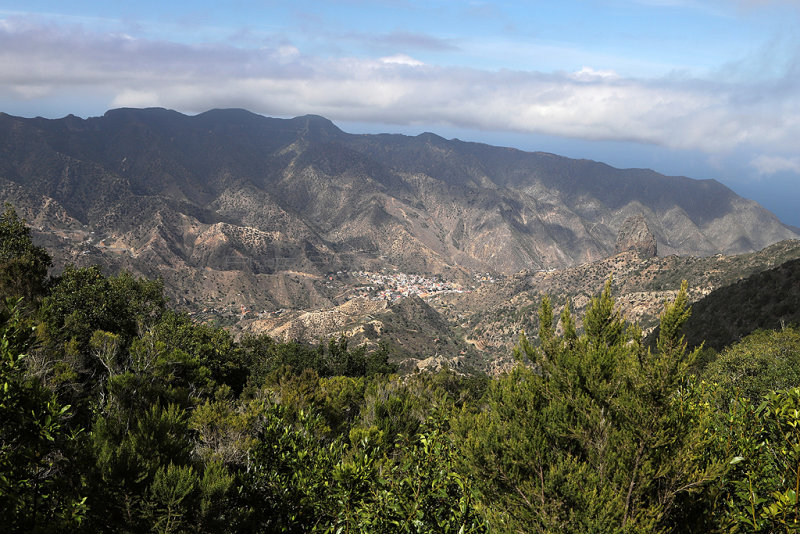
3 205 800 533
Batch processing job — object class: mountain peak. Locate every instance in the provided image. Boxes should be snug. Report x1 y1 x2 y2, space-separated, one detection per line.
194 108 262 123
417 132 447 143
103 107 184 120
290 114 343 139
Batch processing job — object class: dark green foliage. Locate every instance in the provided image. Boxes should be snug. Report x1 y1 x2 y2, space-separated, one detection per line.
39 265 166 353
324 336 397 377
457 278 706 533
0 205 52 305
702 326 800 406
241 334 325 382
0 299 86 532
150 311 243 393
239 401 342 531
84 322 238 532
678 257 800 351
88 397 238 533
34 266 167 421
89 402 193 529
242 333 396 383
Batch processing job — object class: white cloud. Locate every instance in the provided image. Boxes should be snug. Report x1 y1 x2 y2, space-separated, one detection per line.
379 54 425 66
751 155 800 175
1 17 800 159
571 66 620 81
111 89 161 108
275 45 300 61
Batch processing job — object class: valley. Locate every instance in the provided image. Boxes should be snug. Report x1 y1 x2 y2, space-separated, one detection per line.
3 107 800 373
32 214 800 373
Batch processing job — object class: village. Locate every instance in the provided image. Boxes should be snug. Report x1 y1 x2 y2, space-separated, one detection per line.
348 270 469 301
178 267 505 324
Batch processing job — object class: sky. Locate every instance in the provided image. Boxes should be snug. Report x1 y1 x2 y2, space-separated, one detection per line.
1 0 799 226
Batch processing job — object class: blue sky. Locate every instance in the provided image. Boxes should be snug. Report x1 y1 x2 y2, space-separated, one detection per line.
1 0 799 226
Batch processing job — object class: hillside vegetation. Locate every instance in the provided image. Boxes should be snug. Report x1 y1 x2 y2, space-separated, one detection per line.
4 206 800 533
679 256 800 350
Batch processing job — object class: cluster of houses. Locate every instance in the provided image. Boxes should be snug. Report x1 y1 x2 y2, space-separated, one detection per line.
351 270 466 301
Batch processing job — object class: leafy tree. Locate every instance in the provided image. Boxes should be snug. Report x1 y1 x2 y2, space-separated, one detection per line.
456 279 709 533
0 204 51 306
242 334 327 382
39 266 165 354
329 414 489 533
88 401 194 530
239 401 342 532
583 277 627 348
352 376 422 450
35 267 167 420
729 388 800 531
243 333 397 384
151 311 244 394
79 313 237 531
189 387 263 467
314 375 367 437
323 336 396 377
0 299 86 532
679 383 800 532
148 462 197 534
88 391 237 533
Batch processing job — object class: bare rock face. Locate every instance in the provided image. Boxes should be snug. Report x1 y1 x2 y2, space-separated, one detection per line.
616 214 657 257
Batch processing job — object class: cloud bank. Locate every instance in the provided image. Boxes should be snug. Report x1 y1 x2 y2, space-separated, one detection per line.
1 16 799 174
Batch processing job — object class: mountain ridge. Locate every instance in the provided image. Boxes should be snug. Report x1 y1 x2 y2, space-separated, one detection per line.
1 107 797 315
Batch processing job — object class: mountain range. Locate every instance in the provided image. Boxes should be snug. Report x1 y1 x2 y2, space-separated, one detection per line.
0 109 800 304
1 107 797 316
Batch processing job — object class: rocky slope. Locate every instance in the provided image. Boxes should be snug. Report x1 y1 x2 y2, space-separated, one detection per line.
239 296 483 373
225 239 800 373
433 239 800 367
1 107 797 316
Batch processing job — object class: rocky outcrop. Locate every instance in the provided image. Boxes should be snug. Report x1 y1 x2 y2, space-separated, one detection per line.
615 214 657 257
